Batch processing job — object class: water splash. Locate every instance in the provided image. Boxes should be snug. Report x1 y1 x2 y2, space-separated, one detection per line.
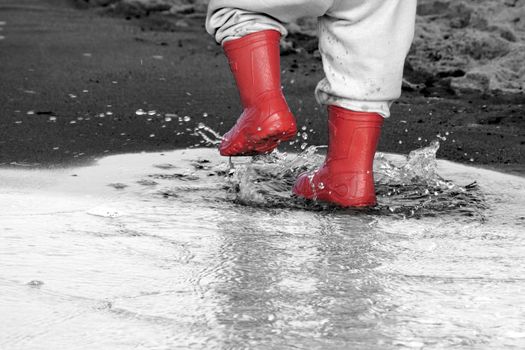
375 140 442 185
184 122 484 218
373 141 485 218
193 123 222 146
217 141 485 218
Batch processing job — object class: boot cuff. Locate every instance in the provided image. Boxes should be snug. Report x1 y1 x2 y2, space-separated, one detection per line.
223 30 281 52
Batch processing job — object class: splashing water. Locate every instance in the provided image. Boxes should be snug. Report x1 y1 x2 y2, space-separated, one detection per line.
373 140 485 217
215 140 484 218
187 123 484 217
193 123 223 146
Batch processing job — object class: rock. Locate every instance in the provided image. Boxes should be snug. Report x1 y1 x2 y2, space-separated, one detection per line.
408 0 525 94
169 4 195 14
27 280 44 287
89 0 120 6
121 0 171 12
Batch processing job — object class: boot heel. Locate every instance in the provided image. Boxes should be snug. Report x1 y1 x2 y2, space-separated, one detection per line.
249 111 297 144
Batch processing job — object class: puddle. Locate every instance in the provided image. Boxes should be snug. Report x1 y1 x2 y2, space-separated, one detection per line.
1 144 524 349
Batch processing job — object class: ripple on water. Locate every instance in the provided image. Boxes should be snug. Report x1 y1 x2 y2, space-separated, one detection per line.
1 142 523 349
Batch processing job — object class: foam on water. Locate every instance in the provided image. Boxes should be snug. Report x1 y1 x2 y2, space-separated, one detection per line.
1 145 524 349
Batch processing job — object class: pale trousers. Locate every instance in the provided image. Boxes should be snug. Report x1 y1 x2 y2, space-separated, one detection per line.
206 0 417 118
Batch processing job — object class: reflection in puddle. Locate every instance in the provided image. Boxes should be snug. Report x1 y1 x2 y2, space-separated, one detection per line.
1 145 524 349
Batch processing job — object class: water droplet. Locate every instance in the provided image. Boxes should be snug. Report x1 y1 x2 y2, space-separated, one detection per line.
318 182 325 190
183 116 191 122
301 133 308 140
198 123 205 129
164 116 172 122
148 110 156 116
202 112 208 117
149 134 155 138
300 143 308 150
49 116 56 122
301 126 307 131
135 109 146 116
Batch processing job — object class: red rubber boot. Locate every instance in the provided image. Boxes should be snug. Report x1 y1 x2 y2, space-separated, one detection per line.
219 30 297 156
292 106 384 207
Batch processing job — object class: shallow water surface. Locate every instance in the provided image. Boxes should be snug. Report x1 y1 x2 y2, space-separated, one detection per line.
1 146 524 349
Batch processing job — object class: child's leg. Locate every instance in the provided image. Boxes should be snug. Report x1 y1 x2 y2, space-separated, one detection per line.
293 0 417 207
316 0 417 118
206 1 333 44
206 1 335 156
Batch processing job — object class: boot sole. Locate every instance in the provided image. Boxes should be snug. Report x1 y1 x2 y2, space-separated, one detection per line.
250 127 297 154
220 112 297 156
224 129 295 156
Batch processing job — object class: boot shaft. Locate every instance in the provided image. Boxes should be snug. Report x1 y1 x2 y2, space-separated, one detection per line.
326 106 383 172
223 30 283 107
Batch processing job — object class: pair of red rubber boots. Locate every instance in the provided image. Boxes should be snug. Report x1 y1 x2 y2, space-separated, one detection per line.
220 30 383 208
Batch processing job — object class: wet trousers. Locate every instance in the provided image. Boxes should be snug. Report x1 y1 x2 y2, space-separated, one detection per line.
205 0 417 117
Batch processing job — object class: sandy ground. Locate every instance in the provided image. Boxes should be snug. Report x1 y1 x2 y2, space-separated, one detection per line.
0 0 524 173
